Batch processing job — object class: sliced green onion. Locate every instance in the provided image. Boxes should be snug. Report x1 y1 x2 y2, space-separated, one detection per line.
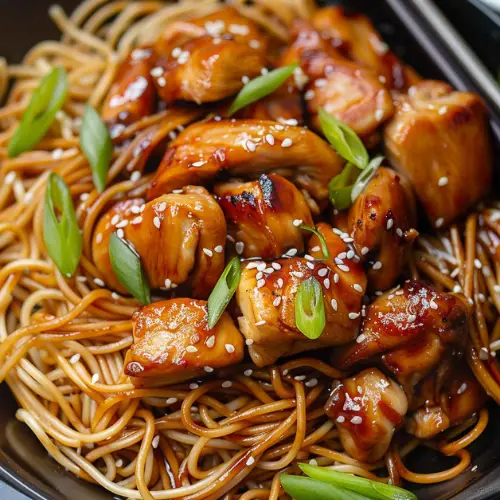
319 108 369 170
300 224 330 259
328 163 359 211
228 64 299 116
43 173 82 277
8 67 68 157
295 277 325 339
299 464 417 500
351 155 384 203
280 475 367 500
109 233 150 305
207 257 241 329
80 104 113 192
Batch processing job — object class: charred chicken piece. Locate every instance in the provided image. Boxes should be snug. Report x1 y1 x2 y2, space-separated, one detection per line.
92 186 226 298
101 48 156 126
343 166 418 292
325 368 408 462
236 224 366 366
150 7 267 104
282 20 394 138
214 174 313 259
333 280 471 389
124 299 244 385
311 7 420 91
384 80 493 228
148 119 344 203
406 364 487 439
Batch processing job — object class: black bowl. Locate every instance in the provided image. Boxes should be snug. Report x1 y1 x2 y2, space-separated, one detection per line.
1 1 500 499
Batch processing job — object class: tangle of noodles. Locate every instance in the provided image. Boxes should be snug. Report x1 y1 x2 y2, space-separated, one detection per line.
0 1 493 498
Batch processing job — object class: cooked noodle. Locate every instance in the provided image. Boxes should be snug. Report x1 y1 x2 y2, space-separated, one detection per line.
0 1 493 498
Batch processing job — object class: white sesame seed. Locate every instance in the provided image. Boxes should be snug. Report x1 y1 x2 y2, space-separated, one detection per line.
309 459 318 466
273 296 282 307
407 314 417 323
214 245 224 253
474 259 482 269
294 375 306 381
236 241 245 255
95 232 103 244
204 366 214 373
115 459 123 467
324 278 331 289
257 279 265 288
91 373 100 384
131 216 143 225
225 344 235 353
130 205 141 214
435 218 444 228
246 339 254 345
438 106 448 115
277 278 284 288
331 299 338 311
244 369 253 377
430 301 438 310
318 268 328 277
457 383 467 395
203 248 213 257
336 416 345 423
265 134 275 145
453 285 462 293
334 273 339 283
356 334 366 343
116 219 129 228
375 109 384 122
166 397 178 405
293 219 303 227
386 218 394 230
494 285 500 293
349 312 360 320
272 262 281 270
76 276 87 283
249 39 261 49
246 140 257 152
206 335 215 348
152 435 160 448
222 381 232 388
315 78 327 88
306 262 315 269
94 278 105 287
255 320 266 326
246 457 255 466
111 215 120 226
189 383 199 390
153 216 161 229
281 138 293 148
304 89 315 100
241 75 250 84
372 261 382 270
338 265 350 272
186 345 198 353
361 247 369 256
351 416 362 424
256 272 263 280
437 176 448 187
311 246 321 252
396 228 403 237
116 229 124 239
286 248 298 256
346 250 355 260
70 353 81 364
111 292 119 300
353 284 363 293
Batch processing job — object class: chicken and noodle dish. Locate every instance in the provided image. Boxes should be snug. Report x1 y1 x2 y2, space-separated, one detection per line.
0 1 498 499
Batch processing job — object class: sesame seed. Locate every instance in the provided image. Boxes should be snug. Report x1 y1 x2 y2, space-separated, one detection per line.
152 435 160 448
265 134 275 145
130 205 141 214
186 345 198 353
346 250 355 260
453 285 462 293
435 218 444 228
281 138 293 148
76 276 87 282
236 241 245 254
294 375 306 381
286 248 298 256
246 339 254 345
257 279 265 288
474 259 482 269
246 457 255 466
241 75 250 84
306 262 315 269
315 78 327 87
293 219 303 227
407 314 416 323
338 265 350 272
353 284 363 293
256 272 263 280
244 369 253 377
273 296 281 307
264 267 274 274
361 247 369 256
131 216 143 225
438 176 448 187
375 109 384 121
215 245 224 253
292 271 304 278
204 366 214 373
324 278 330 289
70 353 81 364
356 334 366 343
334 273 339 283
349 312 360 320
189 383 199 390
309 459 318 466
91 373 100 384
225 344 235 353
164 278 172 289
166 397 178 405
130 171 141 182
430 301 438 310
457 383 467 395
386 218 394 230
111 215 120 225
277 278 284 288
111 292 119 300
304 89 315 100
372 261 382 270
306 378 318 388
255 320 266 326
206 335 215 348
351 416 363 424
318 268 328 277
153 216 161 229
331 299 338 311
438 106 448 115
396 228 403 237
203 248 213 257
94 278 105 287
222 380 232 388
116 229 124 239
115 459 123 467
249 40 261 49
246 140 257 152
336 416 345 423
272 262 281 270
116 220 129 228
80 192 89 201
494 285 500 293
191 161 205 167
95 233 103 244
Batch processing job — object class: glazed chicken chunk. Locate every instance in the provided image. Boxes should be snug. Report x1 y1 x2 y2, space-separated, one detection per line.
124 299 244 385
214 174 314 259
333 280 471 391
236 224 367 366
150 7 267 104
341 166 418 292
282 20 394 138
406 364 487 439
384 80 493 228
92 186 226 298
325 368 408 462
148 119 344 203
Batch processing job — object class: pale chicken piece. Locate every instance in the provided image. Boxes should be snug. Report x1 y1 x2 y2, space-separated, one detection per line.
236 224 367 366
282 20 394 138
150 7 267 104
311 7 421 91
148 119 344 203
344 166 418 292
92 186 226 299
324 368 408 463
214 174 313 259
384 80 493 228
124 299 244 385
406 364 487 439
333 281 471 383
101 48 156 126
